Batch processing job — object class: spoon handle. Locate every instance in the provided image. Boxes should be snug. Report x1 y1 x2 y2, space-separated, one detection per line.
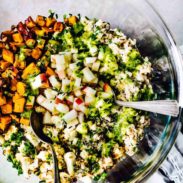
50 145 60 183
115 100 179 117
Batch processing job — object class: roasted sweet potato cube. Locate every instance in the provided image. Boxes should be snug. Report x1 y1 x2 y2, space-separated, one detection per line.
11 79 17 91
0 116 11 131
36 15 46 27
65 16 78 25
1 100 13 114
17 82 26 96
20 117 30 126
0 61 10 71
31 47 42 59
2 49 14 63
22 62 40 79
14 97 25 113
25 16 36 28
46 67 55 76
26 39 36 48
53 22 64 32
0 94 6 106
0 42 6 49
13 92 22 103
12 33 23 43
34 29 45 37
46 17 56 27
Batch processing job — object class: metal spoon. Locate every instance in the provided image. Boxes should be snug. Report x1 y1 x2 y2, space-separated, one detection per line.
30 111 60 183
115 99 179 117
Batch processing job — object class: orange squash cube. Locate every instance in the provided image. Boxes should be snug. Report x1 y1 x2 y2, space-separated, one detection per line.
12 33 23 43
2 49 14 63
1 100 13 114
13 97 25 113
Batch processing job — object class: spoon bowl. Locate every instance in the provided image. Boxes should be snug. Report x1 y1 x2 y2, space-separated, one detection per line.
30 111 60 183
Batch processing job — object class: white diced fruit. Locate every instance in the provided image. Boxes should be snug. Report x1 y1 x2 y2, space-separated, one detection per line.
74 78 81 89
92 61 100 71
85 95 95 105
82 67 96 83
51 116 64 129
37 95 46 104
73 98 84 111
56 103 69 113
69 63 77 70
49 75 61 89
43 111 52 124
31 74 47 90
62 78 71 92
37 95 55 112
78 112 84 123
83 86 96 96
54 54 66 71
64 152 76 176
44 88 58 99
63 110 77 123
74 89 82 97
59 52 72 63
56 69 66 80
84 57 97 67
57 93 66 100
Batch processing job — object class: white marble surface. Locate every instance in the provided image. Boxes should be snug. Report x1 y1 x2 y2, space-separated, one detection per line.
0 0 182 183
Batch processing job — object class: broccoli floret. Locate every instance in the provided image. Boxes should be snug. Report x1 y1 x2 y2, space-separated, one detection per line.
101 141 115 157
72 22 84 35
99 46 118 76
7 154 23 175
22 141 36 158
125 49 142 70
21 110 32 119
94 172 108 181
113 108 137 142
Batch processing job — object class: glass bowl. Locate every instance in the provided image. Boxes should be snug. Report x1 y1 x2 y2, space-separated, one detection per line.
0 0 182 182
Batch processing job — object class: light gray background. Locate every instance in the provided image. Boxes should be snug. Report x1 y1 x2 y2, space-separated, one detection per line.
0 0 182 183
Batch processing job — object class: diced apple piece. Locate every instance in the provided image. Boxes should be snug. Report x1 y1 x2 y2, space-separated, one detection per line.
44 88 58 100
82 67 96 83
49 75 61 89
57 93 66 101
52 54 66 71
84 57 97 67
62 110 77 123
83 86 96 96
78 112 84 123
43 111 52 124
37 95 55 112
69 63 77 71
74 89 82 97
85 95 96 105
92 61 100 71
74 78 81 89
91 77 98 84
56 103 69 113
31 74 48 90
59 52 72 63
61 78 71 92
51 116 64 129
56 69 66 80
